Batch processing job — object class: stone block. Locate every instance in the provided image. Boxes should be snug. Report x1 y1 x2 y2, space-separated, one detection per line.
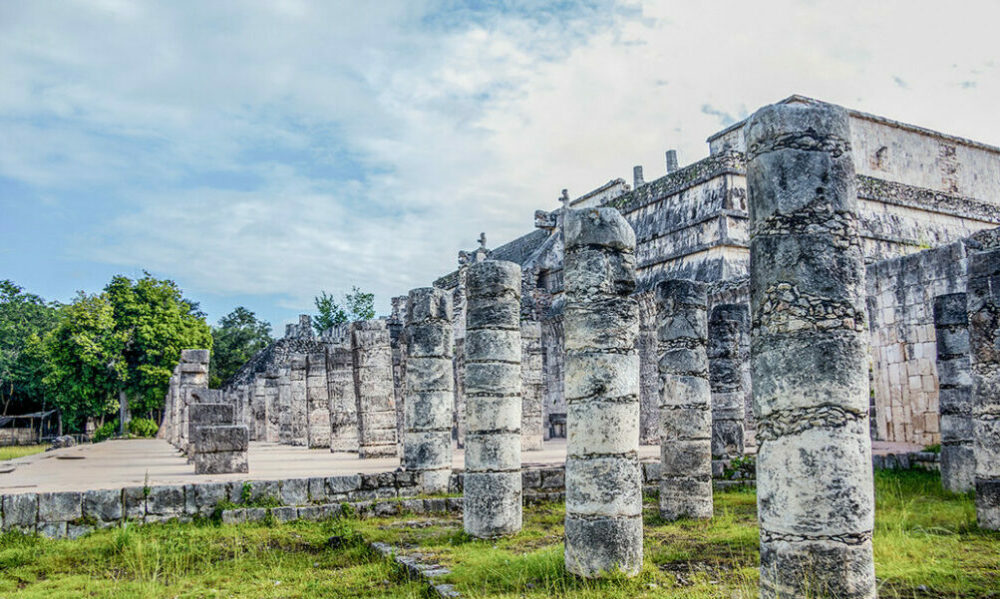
280 478 309 506
146 485 185 519
2 493 37 531
83 489 123 523
38 491 82 523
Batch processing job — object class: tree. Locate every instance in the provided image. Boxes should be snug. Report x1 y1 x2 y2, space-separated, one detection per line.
209 307 273 388
313 286 375 334
103 273 212 421
43 292 125 429
0 280 59 415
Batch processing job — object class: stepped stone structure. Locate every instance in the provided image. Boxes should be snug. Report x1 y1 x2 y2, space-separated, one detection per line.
933 293 976 493
968 248 1000 530
463 260 523 538
708 303 749 459
656 279 713 520
747 101 876 598
352 320 398 458
563 208 642 578
403 287 454 494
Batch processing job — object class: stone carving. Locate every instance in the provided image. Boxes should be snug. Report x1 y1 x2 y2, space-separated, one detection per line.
933 293 975 493
656 279 713 520
351 320 398 458
463 260 523 538
968 248 1000 530
403 287 454 494
746 101 876 599
563 207 642 578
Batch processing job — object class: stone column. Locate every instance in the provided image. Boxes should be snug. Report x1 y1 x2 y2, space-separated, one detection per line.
520 319 545 451
403 287 454 493
352 320 398 458
194 425 249 474
563 207 642 578
263 367 280 442
464 260 522 538
186 394 231 461
176 349 210 452
251 376 267 441
277 365 292 444
307 352 331 448
390 295 409 455
746 100 875 599
709 303 748 460
290 355 308 446
933 293 975 493
656 279 713 520
327 327 359 452
969 249 1000 530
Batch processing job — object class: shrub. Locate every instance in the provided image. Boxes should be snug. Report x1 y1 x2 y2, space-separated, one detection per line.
127 417 159 438
93 420 119 442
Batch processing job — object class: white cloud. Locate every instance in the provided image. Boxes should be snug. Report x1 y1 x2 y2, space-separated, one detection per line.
2 0 999 326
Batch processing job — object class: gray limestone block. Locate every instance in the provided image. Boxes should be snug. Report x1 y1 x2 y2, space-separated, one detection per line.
67 523 93 539
38 521 68 539
463 362 521 396
564 514 642 578
221 509 246 525
658 311 708 345
195 450 248 475
657 347 707 377
712 421 745 459
759 536 875 599
327 474 361 495
936 328 970 358
974 419 1000 479
405 324 453 359
659 476 713 520
375 501 400 517
464 396 521 433
563 207 636 252
250 480 282 503
466 260 521 299
463 472 521 537
189 403 235 426
122 487 146 520
642 461 661 483
146 485 185 518
937 359 973 388
407 287 452 323
464 297 520 330
195 425 249 452
563 300 639 352
181 349 211 363
404 357 452 392
2 493 38 530
975 479 1000 530
308 477 329 503
940 446 976 493
751 334 869 419
464 329 520 363
940 413 975 442
404 391 453 431
660 374 711 408
245 507 267 523
280 478 309 506
565 455 642 517
564 352 639 401
193 482 231 514
271 506 298 523
38 491 82 523
415 470 452 495
521 468 542 490
566 399 639 456
83 489 123 522
939 387 973 415
399 499 427 514
540 468 566 489
756 421 874 536
464 432 521 472
394 470 417 487
402 432 452 469
563 246 636 298
660 405 712 442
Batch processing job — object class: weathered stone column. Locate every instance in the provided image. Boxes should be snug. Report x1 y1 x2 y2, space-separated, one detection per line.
521 318 545 451
352 320 398 458
933 293 975 493
464 260 522 537
194 425 249 474
290 355 308 446
709 303 748 460
277 365 292 444
746 100 875 599
656 279 713 520
327 326 359 452
969 249 1000 530
176 349 210 452
563 207 642 578
263 367 280 442
186 394 231 461
403 287 454 493
306 351 331 448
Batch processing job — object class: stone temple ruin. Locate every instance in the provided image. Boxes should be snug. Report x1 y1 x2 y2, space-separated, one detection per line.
146 95 1000 593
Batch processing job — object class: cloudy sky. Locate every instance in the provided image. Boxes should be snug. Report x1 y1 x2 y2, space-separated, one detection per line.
2 0 998 330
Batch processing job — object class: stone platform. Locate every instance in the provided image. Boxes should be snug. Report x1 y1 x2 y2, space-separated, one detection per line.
1 438 923 496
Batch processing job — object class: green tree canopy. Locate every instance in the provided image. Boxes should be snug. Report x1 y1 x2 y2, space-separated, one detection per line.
313 286 375 334
0 280 60 415
103 273 212 416
43 292 125 428
209 307 274 388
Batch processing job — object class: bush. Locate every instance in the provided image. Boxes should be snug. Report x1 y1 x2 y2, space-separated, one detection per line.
93 420 119 442
127 417 159 438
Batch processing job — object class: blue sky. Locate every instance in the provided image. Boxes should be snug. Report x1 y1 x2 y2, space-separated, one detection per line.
2 0 999 331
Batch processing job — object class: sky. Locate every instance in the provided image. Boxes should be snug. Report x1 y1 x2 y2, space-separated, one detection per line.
2 0 999 331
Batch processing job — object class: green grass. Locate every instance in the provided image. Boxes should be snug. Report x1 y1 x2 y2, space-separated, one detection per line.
2 470 997 598
0 519 426 598
351 470 1000 598
0 444 49 461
